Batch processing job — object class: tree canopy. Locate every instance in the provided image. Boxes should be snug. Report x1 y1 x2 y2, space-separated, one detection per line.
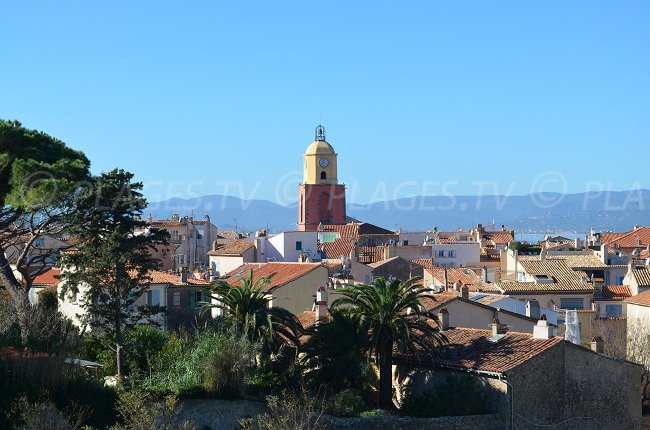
59 168 169 377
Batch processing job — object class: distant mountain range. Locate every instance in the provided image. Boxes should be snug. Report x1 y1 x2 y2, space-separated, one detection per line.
146 190 650 234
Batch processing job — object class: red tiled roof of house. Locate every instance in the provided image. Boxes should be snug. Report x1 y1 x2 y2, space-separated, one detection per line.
319 237 354 259
208 240 255 256
31 267 61 287
149 270 210 286
296 309 316 330
603 227 650 249
225 262 324 291
149 220 184 227
595 285 632 301
626 289 650 306
419 293 460 311
425 267 497 292
632 266 650 287
412 259 434 270
320 222 395 239
397 327 563 374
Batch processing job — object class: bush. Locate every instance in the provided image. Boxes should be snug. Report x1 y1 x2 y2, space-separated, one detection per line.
125 325 169 378
110 388 195 430
329 389 366 417
246 370 285 396
400 374 495 418
359 409 388 417
143 328 257 399
240 386 328 430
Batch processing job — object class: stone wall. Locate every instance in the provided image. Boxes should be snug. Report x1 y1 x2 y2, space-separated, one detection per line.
507 341 643 430
176 399 504 430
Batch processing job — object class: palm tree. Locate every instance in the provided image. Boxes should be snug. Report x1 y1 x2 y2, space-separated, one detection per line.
332 276 445 410
300 308 374 393
202 270 300 358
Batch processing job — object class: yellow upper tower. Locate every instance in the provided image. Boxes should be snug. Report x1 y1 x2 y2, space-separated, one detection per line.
303 125 338 185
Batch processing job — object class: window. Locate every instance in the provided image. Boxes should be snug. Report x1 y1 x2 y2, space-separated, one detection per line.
321 233 337 243
295 241 302 251
437 250 445 258
189 291 203 310
403 240 409 246
447 250 456 258
147 289 161 306
559 298 584 310
616 276 624 285
605 304 622 317
172 292 181 307
320 171 327 180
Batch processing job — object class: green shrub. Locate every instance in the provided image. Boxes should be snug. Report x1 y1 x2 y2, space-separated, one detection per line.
143 328 257 399
329 389 366 417
109 389 195 430
400 373 494 417
125 325 169 377
246 370 285 395
359 409 387 417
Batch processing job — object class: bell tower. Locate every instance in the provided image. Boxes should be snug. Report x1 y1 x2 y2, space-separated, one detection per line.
298 125 346 231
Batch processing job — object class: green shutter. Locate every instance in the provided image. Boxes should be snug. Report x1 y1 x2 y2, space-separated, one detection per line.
189 291 195 310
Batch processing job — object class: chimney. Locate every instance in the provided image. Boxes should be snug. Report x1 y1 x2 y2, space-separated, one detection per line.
460 285 469 300
590 336 604 354
443 267 449 291
574 238 580 249
453 280 462 292
213 240 219 251
490 318 507 336
180 266 188 284
483 267 488 283
539 249 547 261
526 299 541 320
314 287 328 324
600 244 608 264
501 225 506 232
438 308 449 331
533 315 553 340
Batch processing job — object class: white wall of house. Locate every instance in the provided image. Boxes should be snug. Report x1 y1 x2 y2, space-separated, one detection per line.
267 232 319 262
431 243 480 267
209 247 256 277
471 294 560 326
505 292 592 312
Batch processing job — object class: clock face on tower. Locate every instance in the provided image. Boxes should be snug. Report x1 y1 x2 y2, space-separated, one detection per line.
319 158 329 168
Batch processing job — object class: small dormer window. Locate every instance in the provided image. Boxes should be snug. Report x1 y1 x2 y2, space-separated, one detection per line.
320 171 327 180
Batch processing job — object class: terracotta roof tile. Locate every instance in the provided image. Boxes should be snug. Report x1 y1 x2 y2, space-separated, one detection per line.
626 289 650 306
412 259 434 270
319 237 354 259
31 267 61 287
425 267 498 292
320 222 395 239
397 327 563 374
149 270 210 286
208 240 255 256
632 267 650 287
225 262 324 291
516 257 595 292
595 285 632 301
603 227 650 249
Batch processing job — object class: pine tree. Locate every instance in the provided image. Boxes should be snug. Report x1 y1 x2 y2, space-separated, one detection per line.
60 169 168 377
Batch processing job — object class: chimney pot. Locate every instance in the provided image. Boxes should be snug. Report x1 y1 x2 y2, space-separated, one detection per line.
438 308 450 331
460 285 469 300
533 317 553 339
591 336 604 353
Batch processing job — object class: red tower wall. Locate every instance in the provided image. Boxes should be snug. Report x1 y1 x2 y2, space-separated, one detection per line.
297 184 346 231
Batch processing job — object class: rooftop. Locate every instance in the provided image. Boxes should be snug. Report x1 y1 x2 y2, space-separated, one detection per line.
397 327 563 374
225 262 324 291
208 240 255 256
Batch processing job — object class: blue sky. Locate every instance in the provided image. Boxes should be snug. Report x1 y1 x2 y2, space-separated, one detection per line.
2 1 648 205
